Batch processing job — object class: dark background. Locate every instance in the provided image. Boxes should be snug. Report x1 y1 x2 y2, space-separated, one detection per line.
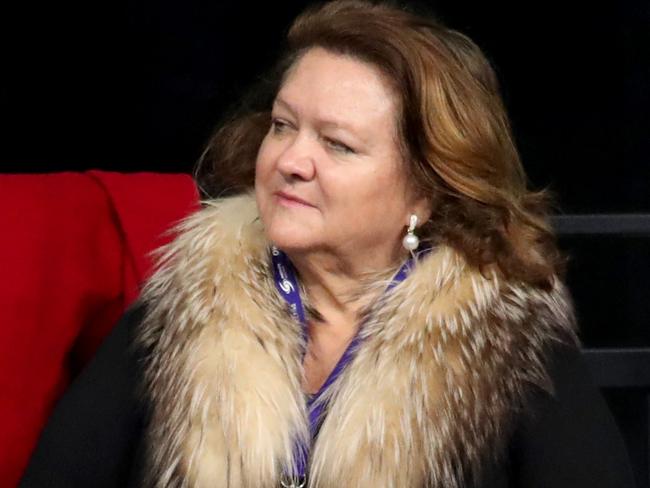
1 0 649 480
2 1 648 212
2 0 647 346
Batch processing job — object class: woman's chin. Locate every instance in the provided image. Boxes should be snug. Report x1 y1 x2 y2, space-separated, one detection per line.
264 226 320 254
270 239 318 255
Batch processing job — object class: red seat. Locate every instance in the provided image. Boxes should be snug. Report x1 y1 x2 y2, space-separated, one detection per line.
0 171 198 487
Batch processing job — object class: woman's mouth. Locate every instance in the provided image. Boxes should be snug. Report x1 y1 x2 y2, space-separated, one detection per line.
274 191 315 208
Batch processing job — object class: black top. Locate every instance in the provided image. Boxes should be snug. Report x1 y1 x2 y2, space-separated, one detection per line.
20 304 636 487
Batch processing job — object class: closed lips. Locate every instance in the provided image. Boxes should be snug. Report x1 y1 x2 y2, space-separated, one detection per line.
275 191 315 207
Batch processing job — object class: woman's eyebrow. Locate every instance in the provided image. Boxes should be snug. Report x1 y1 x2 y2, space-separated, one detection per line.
274 96 367 143
273 97 297 116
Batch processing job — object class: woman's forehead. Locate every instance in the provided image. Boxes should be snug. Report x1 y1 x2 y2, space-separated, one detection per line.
275 48 398 133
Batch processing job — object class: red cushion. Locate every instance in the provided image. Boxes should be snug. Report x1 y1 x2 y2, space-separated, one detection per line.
0 171 198 487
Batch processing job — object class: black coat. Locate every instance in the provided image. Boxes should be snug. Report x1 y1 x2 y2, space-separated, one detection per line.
21 304 636 487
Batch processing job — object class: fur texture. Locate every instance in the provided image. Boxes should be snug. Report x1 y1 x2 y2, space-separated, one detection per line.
137 193 577 487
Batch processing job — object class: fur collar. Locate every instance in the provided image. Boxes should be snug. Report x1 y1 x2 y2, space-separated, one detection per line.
137 193 577 487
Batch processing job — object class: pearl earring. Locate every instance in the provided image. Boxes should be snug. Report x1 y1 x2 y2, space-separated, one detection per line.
402 214 420 251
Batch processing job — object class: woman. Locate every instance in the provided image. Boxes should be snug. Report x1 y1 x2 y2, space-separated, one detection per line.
22 1 634 487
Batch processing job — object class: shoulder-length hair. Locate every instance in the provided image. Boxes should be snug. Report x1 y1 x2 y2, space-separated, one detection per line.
195 0 565 290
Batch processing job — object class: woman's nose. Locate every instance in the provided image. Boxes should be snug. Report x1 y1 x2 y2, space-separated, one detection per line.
276 134 316 182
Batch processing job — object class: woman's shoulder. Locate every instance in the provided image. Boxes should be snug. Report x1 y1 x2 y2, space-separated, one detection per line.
503 340 636 487
20 303 150 487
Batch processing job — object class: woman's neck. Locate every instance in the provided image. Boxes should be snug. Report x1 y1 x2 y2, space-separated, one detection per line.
286 246 406 395
287 245 403 325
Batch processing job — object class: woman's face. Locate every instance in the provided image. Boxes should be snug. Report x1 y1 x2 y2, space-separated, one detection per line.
255 47 423 265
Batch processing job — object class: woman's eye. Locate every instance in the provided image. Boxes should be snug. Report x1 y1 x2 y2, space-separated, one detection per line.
271 119 291 134
325 138 355 154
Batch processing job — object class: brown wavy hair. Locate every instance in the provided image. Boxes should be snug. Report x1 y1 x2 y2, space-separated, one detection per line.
195 0 565 290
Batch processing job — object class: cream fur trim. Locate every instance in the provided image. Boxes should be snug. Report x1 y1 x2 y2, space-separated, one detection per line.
137 193 576 487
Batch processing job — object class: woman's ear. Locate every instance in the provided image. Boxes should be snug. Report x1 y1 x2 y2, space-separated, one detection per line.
412 195 432 226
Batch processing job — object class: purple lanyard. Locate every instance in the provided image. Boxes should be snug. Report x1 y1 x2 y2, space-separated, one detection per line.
271 246 423 483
